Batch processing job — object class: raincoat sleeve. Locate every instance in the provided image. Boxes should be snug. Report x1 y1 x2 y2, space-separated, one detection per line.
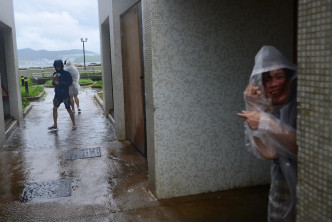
64 65 80 90
250 111 297 159
71 68 80 90
243 93 297 160
59 72 73 87
244 88 272 112
52 72 58 87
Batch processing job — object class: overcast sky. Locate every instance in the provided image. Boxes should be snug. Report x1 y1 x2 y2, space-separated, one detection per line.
13 0 100 54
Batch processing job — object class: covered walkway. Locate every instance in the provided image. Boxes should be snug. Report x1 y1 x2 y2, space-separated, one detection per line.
0 87 268 221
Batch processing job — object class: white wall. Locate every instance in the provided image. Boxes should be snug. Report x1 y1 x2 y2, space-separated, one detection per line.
144 0 295 199
0 0 15 26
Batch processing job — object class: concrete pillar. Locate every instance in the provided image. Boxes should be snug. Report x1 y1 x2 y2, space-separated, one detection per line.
0 76 6 147
296 0 332 221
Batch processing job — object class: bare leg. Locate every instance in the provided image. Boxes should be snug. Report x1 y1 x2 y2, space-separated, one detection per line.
67 109 77 130
48 106 58 129
74 96 80 110
70 96 75 112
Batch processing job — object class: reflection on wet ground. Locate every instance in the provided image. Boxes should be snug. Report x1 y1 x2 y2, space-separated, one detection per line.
0 87 269 221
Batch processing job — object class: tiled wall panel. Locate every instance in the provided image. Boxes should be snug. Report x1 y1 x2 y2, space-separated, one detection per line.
142 0 157 194
297 0 332 221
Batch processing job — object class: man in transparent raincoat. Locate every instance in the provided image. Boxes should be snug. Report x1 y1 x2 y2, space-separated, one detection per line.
237 46 297 221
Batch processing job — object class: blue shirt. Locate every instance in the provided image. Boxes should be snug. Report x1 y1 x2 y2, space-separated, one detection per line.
52 68 73 99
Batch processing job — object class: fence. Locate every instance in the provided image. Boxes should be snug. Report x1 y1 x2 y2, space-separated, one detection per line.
30 69 102 78
19 64 102 78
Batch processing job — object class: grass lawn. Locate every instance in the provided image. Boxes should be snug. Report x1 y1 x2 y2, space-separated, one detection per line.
79 78 93 84
45 78 93 86
92 80 102 87
45 80 53 86
21 85 44 97
97 92 103 100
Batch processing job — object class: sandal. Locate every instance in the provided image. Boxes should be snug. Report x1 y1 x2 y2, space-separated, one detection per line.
48 125 58 130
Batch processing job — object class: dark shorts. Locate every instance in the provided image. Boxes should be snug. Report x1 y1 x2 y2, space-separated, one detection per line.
53 97 71 109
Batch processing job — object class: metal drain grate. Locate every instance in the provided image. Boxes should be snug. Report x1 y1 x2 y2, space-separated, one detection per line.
66 147 101 160
20 178 71 202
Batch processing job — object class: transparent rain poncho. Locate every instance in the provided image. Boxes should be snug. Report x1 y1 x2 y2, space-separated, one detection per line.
64 60 80 91
243 46 297 221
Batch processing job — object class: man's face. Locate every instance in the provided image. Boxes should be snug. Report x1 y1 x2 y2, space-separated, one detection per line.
263 69 289 105
55 65 62 71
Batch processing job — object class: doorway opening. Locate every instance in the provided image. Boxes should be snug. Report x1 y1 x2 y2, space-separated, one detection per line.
0 27 12 131
101 17 115 117
120 1 147 156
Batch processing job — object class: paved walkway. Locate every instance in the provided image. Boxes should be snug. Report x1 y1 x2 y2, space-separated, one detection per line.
0 87 269 221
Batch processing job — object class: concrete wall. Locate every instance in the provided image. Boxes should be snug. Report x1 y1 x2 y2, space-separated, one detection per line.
0 31 10 117
0 76 5 146
99 0 295 199
0 0 22 146
297 0 332 221
98 0 113 116
98 0 140 139
143 0 294 199
100 17 114 115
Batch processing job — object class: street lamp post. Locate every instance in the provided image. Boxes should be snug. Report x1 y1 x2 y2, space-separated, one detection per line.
80 38 88 70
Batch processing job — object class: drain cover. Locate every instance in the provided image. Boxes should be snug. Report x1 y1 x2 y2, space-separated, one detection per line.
20 178 71 202
66 147 101 160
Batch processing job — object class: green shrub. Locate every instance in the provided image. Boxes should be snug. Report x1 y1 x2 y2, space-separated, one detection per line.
21 85 44 97
45 79 92 86
22 98 30 111
80 70 102 76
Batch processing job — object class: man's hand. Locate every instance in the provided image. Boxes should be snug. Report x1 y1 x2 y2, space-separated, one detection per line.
244 84 262 98
243 84 264 111
54 80 59 85
237 110 261 130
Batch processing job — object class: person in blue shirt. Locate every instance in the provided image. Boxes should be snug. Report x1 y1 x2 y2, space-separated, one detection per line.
48 59 77 130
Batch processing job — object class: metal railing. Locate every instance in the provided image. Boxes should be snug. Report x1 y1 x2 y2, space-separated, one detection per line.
18 64 102 78
31 72 53 78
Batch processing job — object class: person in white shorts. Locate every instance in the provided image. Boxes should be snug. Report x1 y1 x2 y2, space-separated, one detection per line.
64 59 81 113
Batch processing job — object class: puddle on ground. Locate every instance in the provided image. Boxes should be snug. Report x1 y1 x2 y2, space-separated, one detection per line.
20 178 71 202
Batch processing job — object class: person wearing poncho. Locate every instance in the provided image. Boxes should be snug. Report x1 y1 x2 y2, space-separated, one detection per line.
64 59 81 113
48 59 77 130
237 46 297 221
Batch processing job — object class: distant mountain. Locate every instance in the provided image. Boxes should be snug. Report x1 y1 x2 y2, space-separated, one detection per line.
17 48 101 68
18 48 97 60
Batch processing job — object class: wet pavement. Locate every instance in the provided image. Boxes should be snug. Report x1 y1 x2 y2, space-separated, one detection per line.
0 87 269 221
